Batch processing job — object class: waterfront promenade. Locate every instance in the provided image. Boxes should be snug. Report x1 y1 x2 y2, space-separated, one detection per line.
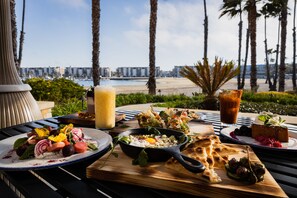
113 78 295 96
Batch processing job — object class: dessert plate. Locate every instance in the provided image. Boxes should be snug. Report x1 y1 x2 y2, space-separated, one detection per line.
221 126 297 152
0 128 112 171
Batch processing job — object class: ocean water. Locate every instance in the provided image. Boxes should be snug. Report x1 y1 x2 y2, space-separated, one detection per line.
76 79 147 87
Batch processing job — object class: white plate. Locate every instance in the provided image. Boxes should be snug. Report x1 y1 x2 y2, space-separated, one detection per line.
221 126 297 152
0 128 112 170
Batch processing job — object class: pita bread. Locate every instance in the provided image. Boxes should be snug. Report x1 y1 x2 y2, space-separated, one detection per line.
165 135 239 183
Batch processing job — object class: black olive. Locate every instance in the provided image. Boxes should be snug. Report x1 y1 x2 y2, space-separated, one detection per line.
228 158 239 172
252 163 266 178
239 157 249 167
16 144 28 157
247 172 258 184
236 166 250 178
62 144 75 157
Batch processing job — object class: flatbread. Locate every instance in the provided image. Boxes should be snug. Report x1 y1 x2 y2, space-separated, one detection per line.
165 135 239 183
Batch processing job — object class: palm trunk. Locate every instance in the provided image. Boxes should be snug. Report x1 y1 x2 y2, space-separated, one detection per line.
278 0 288 92
241 28 249 89
264 16 272 89
147 0 158 95
237 18 242 89
92 0 100 86
272 18 281 91
293 0 297 90
10 0 18 72
203 0 208 61
18 0 26 68
248 0 258 93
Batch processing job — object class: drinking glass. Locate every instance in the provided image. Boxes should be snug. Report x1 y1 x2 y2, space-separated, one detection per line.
94 86 116 130
219 89 243 128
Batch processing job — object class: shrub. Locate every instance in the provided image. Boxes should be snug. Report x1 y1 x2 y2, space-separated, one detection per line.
24 78 86 103
115 93 192 107
52 98 86 117
240 101 297 116
242 91 297 105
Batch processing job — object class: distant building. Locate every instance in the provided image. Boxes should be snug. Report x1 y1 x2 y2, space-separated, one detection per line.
116 66 160 77
20 64 292 80
242 64 266 79
20 66 112 79
20 67 60 79
172 66 195 78
241 64 291 79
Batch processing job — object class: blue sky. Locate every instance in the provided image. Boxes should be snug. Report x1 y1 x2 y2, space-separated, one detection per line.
15 0 294 71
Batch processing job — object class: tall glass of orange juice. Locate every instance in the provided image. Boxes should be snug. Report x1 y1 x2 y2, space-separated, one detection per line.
219 89 243 127
94 86 116 130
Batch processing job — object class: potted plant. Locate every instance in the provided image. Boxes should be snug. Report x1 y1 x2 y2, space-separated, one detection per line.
180 57 240 110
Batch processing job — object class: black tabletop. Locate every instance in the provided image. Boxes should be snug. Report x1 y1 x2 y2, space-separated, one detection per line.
0 110 297 198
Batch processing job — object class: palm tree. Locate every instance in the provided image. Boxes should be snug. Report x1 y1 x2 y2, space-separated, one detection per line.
260 3 273 89
261 0 282 91
10 0 18 70
147 0 158 95
272 18 281 91
203 0 208 61
92 0 100 86
246 0 258 92
241 28 249 88
293 0 297 90
18 0 26 68
219 0 244 89
278 0 288 92
180 57 239 110
10 0 26 73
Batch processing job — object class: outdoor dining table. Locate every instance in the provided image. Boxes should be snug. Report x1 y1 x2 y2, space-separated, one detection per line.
0 109 297 198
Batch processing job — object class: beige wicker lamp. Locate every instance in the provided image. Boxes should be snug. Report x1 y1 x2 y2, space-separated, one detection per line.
0 0 42 128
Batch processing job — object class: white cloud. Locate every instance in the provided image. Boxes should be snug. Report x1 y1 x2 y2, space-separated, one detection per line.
124 6 133 15
52 0 88 9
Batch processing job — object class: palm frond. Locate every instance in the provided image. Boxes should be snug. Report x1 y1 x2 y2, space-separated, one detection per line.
180 58 240 97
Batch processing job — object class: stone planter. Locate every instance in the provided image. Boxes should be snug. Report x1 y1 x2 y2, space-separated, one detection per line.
203 96 219 110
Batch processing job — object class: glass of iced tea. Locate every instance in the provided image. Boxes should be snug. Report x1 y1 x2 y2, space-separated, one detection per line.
219 89 243 127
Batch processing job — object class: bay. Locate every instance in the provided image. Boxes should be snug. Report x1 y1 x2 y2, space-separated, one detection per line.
75 79 147 87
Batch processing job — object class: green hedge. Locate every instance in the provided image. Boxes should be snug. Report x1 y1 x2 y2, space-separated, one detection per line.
24 78 85 103
115 93 192 107
242 91 297 105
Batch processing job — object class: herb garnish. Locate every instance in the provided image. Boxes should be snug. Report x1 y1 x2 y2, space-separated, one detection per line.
132 149 148 167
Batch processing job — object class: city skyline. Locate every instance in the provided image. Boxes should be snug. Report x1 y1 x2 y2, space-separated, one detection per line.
15 0 295 70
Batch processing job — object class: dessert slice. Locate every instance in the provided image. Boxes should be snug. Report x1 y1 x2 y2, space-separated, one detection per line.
252 112 289 142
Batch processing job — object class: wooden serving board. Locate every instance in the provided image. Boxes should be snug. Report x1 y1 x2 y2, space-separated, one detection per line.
87 145 287 198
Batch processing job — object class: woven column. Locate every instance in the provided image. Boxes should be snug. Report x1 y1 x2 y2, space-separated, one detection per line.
0 0 42 128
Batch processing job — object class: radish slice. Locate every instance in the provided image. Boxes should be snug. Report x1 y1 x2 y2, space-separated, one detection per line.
71 128 83 142
28 135 37 144
34 139 51 158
